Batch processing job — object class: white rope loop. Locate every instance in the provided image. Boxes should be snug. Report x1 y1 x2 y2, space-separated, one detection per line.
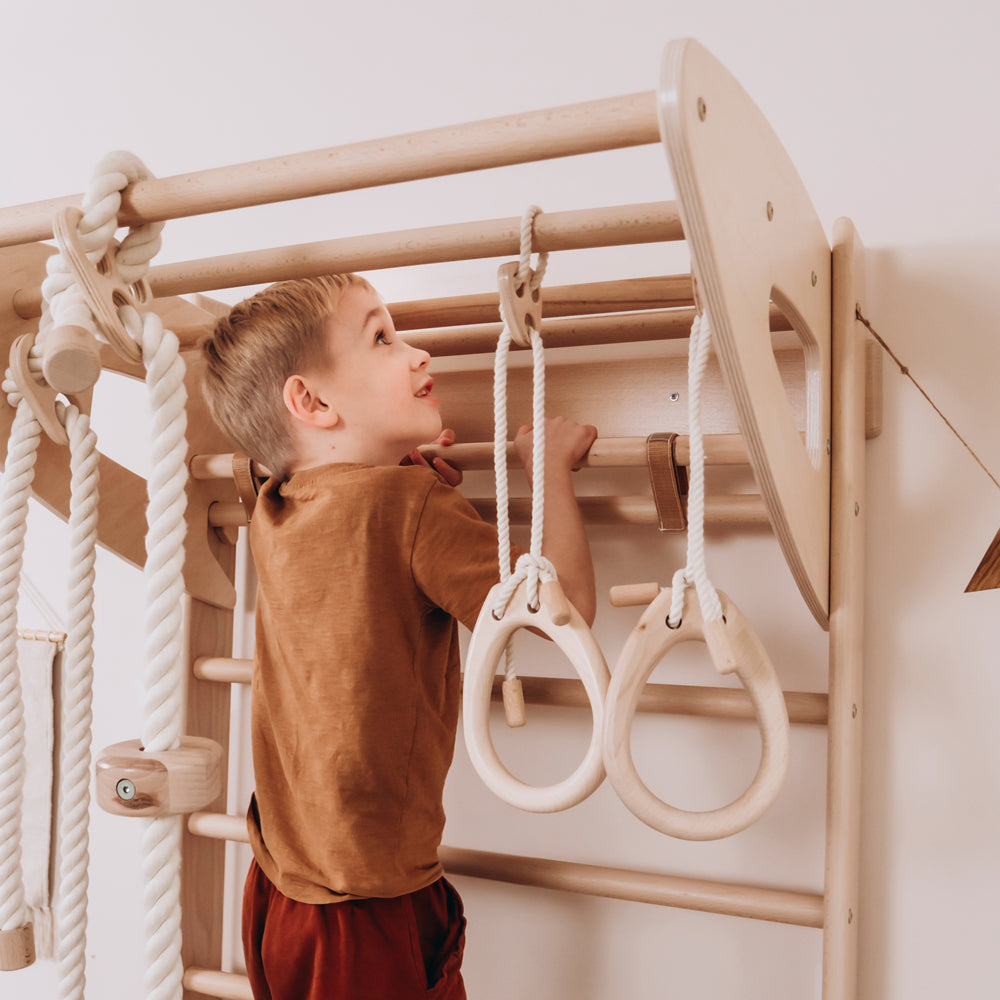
463 206 609 811
668 311 723 628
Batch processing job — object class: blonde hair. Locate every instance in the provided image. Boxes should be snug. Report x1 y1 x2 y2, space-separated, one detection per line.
201 273 374 478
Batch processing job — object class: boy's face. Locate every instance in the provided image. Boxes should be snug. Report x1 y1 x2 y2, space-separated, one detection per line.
315 285 443 464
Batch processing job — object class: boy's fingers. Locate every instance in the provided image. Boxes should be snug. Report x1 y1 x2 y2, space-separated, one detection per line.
432 457 463 486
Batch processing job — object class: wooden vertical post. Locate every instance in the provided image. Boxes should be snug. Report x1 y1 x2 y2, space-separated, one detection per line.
823 218 868 999
178 350 239 1000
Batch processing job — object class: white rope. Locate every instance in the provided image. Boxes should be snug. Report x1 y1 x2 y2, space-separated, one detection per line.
0 150 181 1000
668 312 724 627
0 401 41 939
54 402 98 1000
491 208 551 681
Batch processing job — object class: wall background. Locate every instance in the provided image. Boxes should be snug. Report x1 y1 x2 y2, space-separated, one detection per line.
4 1 999 997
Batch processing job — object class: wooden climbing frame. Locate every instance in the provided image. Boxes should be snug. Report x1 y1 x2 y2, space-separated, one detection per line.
0 38 873 1000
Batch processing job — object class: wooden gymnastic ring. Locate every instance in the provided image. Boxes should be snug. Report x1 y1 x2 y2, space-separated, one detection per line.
464 578 609 812
602 587 790 840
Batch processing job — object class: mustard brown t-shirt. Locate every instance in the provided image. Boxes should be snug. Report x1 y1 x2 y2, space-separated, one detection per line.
247 462 505 903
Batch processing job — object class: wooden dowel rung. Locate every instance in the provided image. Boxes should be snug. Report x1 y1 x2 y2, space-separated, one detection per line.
404 309 696 356
438 846 825 928
506 676 828 726
206 494 769 529
475 495 769 528
193 658 826 726
190 434 750 483
182 968 253 1000
391 275 695 329
15 202 682 316
0 92 659 247
194 656 253 685
185 813 823 928
156 202 682 300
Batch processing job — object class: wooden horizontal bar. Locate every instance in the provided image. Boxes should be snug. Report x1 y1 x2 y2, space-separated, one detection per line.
390 275 695 329
193 659 827 726
0 91 658 247
189 434 750 483
182 968 252 1000
185 812 823 928
474 495 769 527
404 308 697 356
440 846 825 928
206 494 770 529
14 202 683 316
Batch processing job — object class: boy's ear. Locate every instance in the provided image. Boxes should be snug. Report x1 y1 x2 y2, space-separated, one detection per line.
283 374 340 429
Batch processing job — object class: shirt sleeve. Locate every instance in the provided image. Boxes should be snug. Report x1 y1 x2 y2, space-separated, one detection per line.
410 480 521 631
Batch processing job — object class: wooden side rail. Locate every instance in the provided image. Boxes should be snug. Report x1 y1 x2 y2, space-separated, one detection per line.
186 812 824 929
193 659 828 726
1 92 660 246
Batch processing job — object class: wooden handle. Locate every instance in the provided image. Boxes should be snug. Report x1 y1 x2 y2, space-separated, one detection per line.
42 325 103 393
540 579 571 626
608 582 660 607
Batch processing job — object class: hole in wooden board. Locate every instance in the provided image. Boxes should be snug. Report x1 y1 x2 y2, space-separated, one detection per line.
768 285 823 472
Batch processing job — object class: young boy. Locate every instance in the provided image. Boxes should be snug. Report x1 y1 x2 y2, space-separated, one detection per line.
201 273 597 1000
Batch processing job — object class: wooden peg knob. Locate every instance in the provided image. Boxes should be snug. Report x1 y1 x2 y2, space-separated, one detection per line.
42 325 102 394
95 737 223 817
540 579 571 626
0 922 35 971
502 677 526 728
608 582 661 607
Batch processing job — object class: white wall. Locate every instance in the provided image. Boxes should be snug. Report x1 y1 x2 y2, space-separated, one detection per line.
4 1 999 997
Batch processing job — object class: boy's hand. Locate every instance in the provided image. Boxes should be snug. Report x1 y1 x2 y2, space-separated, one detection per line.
513 417 598 483
403 428 464 487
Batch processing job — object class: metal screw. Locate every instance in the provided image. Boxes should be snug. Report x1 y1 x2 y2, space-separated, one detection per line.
116 778 136 801
766 201 774 221
697 97 707 121
852 704 858 719
826 439 832 456
854 502 860 516
848 908 854 925
669 392 680 402
811 271 818 287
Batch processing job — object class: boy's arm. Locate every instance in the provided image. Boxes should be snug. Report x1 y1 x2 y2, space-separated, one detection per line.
514 418 598 625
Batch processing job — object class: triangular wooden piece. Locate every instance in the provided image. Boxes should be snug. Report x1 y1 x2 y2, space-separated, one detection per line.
966 527 1000 592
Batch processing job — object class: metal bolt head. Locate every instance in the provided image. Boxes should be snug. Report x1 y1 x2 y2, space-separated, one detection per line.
697 97 707 121
669 392 680 402
116 778 136 801
826 439 832 456
766 201 774 221
811 271 818 287
854 502 860 516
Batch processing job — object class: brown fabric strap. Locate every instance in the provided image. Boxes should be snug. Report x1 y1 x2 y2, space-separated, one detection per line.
232 453 264 524
646 432 687 531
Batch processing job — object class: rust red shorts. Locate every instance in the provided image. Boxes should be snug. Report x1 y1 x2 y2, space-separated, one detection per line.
242 858 467 1000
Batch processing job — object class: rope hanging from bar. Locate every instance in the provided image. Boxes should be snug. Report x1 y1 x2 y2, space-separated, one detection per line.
463 207 609 813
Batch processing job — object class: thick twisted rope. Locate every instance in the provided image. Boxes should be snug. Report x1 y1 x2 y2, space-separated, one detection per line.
136 310 188 1000
668 312 724 627
0 401 42 939
54 403 98 1000
491 207 552 680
